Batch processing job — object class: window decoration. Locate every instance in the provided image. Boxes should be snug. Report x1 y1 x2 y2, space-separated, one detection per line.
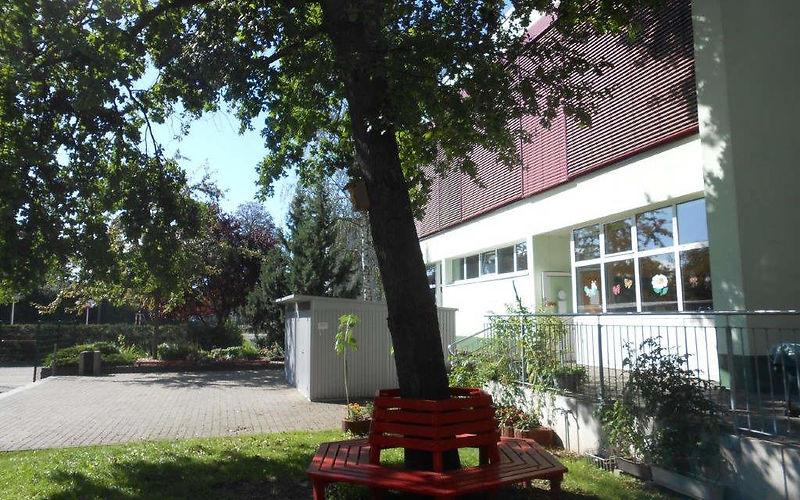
584 281 599 297
651 273 669 296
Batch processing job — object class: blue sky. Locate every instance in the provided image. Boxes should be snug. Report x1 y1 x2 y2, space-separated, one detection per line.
151 109 296 227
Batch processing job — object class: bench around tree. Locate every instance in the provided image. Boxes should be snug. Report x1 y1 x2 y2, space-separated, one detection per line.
307 387 567 499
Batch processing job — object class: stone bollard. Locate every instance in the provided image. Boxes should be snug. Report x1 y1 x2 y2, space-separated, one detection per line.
78 350 92 376
78 351 102 376
92 351 102 376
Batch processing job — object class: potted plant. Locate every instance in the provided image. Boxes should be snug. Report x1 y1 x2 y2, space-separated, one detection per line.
601 337 727 498
513 410 555 447
336 314 372 434
342 402 372 436
495 405 523 437
598 398 651 480
552 364 588 393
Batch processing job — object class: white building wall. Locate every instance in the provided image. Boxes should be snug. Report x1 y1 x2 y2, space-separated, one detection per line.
421 135 705 336
692 0 800 312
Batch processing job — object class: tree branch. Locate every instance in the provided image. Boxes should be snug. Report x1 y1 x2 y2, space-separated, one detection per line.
131 0 212 36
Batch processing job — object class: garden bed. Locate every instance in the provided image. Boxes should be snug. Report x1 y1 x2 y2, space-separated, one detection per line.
41 359 284 377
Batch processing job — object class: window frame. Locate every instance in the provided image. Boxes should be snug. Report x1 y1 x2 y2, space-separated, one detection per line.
446 241 529 284
571 199 710 313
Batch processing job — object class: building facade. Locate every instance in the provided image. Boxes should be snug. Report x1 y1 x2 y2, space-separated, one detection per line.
417 0 800 338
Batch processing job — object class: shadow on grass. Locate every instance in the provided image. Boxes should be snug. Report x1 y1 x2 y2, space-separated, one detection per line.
41 450 604 500
44 449 315 500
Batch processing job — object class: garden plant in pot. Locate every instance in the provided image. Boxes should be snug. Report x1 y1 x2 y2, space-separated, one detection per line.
495 405 523 438
600 337 727 499
513 410 555 447
335 314 371 436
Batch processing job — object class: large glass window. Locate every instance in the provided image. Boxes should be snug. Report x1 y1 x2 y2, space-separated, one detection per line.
572 199 711 312
681 247 713 311
574 225 600 261
604 218 633 254
604 259 637 312
637 207 673 250
577 265 603 313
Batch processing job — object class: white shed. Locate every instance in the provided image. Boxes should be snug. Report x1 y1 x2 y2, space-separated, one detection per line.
278 294 456 401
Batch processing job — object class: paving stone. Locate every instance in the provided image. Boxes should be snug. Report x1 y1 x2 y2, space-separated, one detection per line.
0 370 344 451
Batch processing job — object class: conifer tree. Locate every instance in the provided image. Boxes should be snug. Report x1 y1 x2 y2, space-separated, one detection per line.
284 184 360 298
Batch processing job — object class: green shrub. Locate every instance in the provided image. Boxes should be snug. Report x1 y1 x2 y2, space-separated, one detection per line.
187 322 244 350
209 343 260 361
42 342 137 367
156 343 196 361
259 342 284 360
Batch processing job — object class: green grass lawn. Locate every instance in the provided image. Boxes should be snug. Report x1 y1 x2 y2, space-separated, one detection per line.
0 431 682 499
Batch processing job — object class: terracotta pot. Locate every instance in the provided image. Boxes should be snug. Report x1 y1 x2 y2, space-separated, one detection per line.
500 425 515 438
513 427 555 447
616 456 652 481
341 419 371 436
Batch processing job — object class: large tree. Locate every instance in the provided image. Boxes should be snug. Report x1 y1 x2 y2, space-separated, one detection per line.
3 0 659 468
177 203 278 323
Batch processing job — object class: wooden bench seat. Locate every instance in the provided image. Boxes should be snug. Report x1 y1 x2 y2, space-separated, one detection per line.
307 388 567 499
308 437 567 499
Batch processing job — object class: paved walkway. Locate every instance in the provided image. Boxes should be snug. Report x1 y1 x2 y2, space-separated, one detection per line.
0 366 38 394
0 370 344 451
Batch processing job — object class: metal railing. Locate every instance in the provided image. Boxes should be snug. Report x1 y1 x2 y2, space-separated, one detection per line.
451 311 800 440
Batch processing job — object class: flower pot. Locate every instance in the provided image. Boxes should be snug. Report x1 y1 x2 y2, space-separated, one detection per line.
341 419 371 436
651 465 725 500
616 456 652 481
500 425 515 438
555 373 580 392
513 427 555 447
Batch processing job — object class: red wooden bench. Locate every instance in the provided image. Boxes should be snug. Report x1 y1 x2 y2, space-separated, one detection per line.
308 388 567 499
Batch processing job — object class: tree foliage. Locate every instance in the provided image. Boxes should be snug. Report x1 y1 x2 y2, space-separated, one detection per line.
3 0 663 428
176 203 277 323
240 245 288 344
283 183 360 298
0 1 203 298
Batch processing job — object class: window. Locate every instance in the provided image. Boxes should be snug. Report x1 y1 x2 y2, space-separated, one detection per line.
677 198 708 244
481 250 496 275
451 258 464 281
574 225 600 261
465 255 479 279
604 259 636 312
572 199 712 312
639 254 677 312
498 246 515 274
426 263 440 304
448 241 528 283
515 242 528 271
604 218 633 254
577 265 603 313
680 247 712 311
637 207 673 250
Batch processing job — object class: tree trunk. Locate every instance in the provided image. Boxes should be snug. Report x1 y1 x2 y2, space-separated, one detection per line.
321 0 457 471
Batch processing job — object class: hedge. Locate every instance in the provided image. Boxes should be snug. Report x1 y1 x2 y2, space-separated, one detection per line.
0 322 243 362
